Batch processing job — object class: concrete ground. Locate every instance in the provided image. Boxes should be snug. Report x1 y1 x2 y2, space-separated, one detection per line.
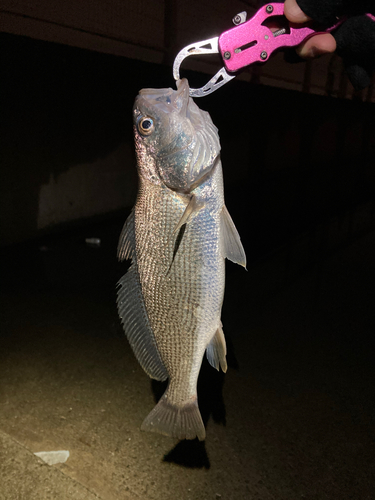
0 214 374 500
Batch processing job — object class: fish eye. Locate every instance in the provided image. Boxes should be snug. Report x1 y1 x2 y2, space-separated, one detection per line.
138 116 154 136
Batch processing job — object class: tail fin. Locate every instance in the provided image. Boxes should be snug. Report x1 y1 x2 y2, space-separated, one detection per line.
141 393 206 441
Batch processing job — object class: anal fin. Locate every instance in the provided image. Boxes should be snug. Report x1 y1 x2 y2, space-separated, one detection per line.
206 323 227 373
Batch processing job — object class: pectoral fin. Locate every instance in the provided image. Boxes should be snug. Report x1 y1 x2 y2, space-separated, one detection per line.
167 223 187 274
220 205 247 269
167 194 205 273
173 194 205 236
206 323 227 373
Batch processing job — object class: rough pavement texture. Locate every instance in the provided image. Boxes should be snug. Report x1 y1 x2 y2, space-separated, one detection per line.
0 431 99 500
0 217 374 500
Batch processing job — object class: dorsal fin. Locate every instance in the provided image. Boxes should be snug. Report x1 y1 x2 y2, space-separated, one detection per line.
117 262 168 381
117 209 135 262
220 205 247 269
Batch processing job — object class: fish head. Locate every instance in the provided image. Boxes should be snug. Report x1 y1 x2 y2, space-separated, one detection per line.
133 79 220 192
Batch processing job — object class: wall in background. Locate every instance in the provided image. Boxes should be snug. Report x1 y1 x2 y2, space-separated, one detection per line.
1 33 374 249
1 0 373 100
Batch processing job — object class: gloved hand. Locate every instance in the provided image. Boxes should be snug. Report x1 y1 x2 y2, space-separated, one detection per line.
284 0 375 90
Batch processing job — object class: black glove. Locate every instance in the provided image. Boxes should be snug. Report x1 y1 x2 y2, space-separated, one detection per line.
297 0 375 90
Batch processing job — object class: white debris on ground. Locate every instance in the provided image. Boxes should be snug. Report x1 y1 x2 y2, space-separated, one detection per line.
34 450 70 465
85 237 101 247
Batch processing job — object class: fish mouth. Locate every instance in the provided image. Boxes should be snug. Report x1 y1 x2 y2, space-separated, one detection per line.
138 78 190 116
137 79 207 132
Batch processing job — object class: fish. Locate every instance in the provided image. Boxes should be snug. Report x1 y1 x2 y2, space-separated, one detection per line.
117 78 246 441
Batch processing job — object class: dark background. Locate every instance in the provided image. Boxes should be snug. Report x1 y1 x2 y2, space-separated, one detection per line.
1 29 375 500
2 31 375 253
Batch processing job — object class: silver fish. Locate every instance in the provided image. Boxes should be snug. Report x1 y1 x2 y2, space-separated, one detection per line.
117 78 246 441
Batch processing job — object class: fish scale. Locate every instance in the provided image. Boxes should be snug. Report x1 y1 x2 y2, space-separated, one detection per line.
136 168 223 410
117 79 246 440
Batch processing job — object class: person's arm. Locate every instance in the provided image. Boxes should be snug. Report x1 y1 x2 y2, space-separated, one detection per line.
283 0 375 90
284 0 336 58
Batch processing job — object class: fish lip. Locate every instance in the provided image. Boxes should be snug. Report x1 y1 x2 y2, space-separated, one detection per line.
137 79 189 114
138 86 173 97
137 78 188 97
171 78 189 114
175 78 189 97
